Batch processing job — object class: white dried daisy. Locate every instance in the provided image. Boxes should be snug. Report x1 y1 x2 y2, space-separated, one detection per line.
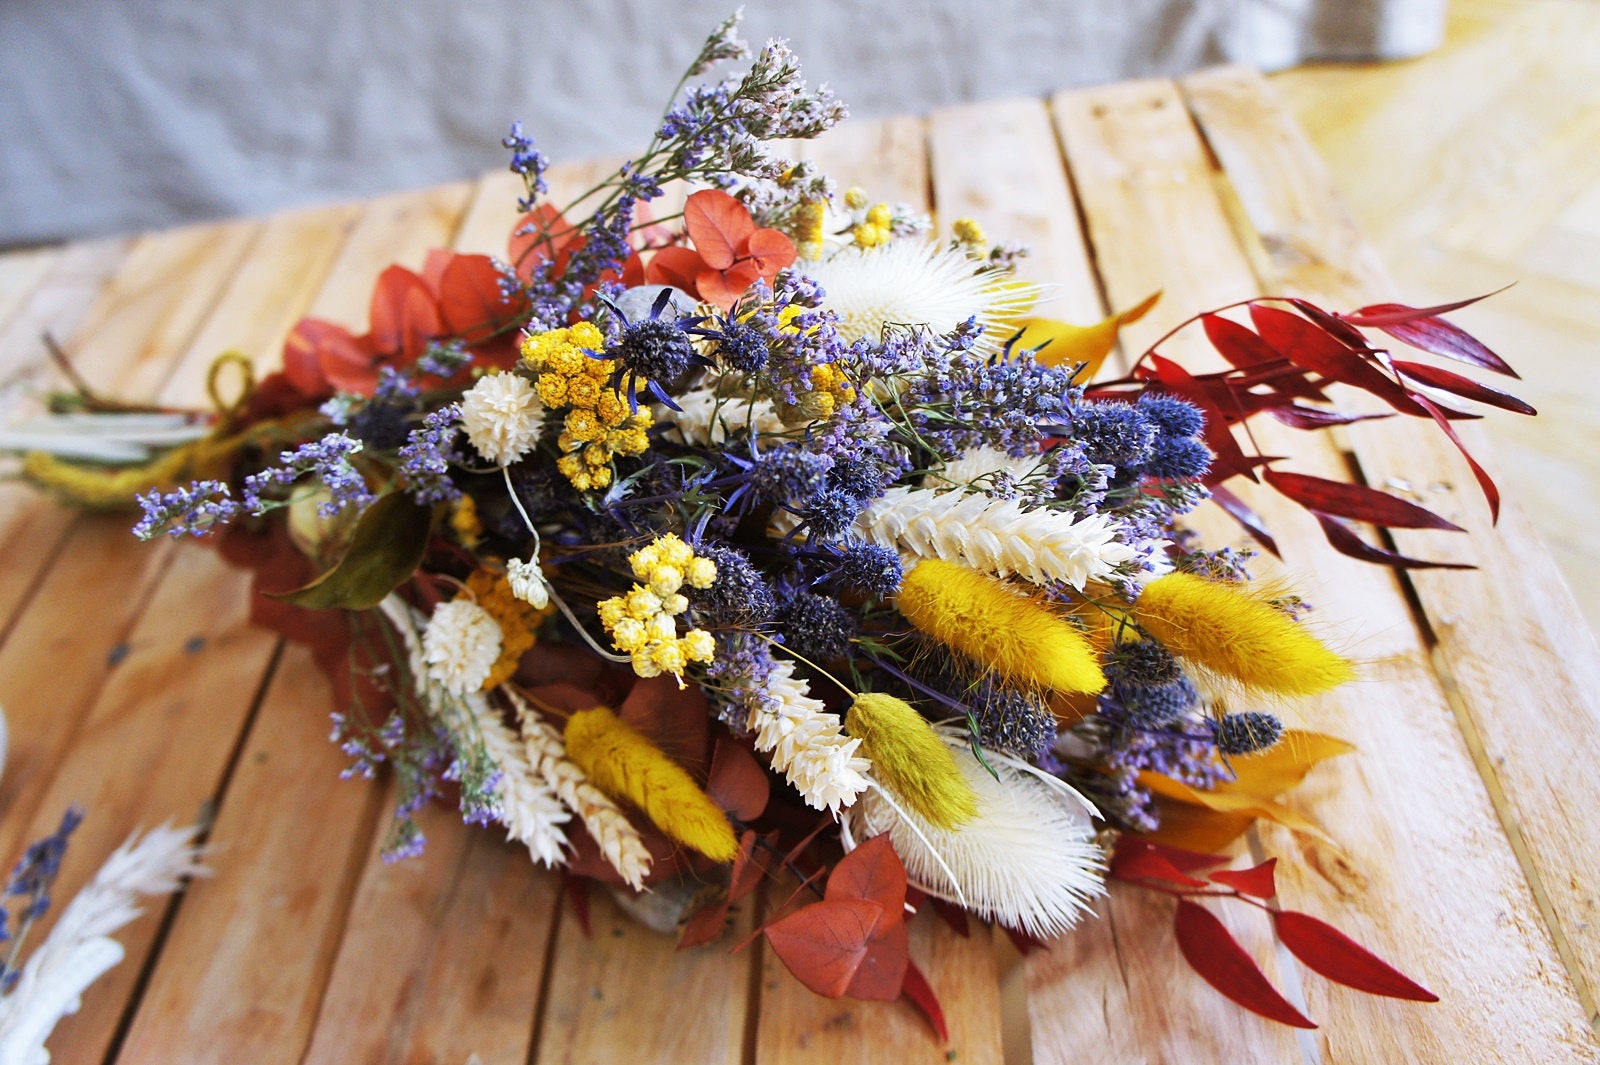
506 557 549 609
460 372 544 466
422 598 502 697
800 240 1038 349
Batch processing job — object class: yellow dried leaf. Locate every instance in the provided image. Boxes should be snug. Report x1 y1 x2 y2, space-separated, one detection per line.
1016 290 1161 379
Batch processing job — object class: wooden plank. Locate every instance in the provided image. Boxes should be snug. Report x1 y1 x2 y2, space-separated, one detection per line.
300 795 560 1065
108 182 476 1062
535 889 754 1064
929 98 1103 324
0 245 64 340
793 115 928 211
111 644 386 1065
1051 73 1597 1061
753 909 1003 1065
1182 63 1600 1040
0 238 135 633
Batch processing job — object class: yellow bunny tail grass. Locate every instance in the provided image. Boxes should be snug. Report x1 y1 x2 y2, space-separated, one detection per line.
563 706 738 863
1132 572 1355 696
897 559 1106 695
845 693 979 830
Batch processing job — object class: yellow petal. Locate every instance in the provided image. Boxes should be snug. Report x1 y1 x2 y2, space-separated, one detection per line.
1017 290 1161 380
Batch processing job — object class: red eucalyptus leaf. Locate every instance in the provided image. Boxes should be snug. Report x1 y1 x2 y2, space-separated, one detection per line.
684 189 754 270
827 835 907 914
1263 468 1464 532
1109 838 1211 888
368 265 441 364
644 245 706 297
1312 512 1476 571
1392 361 1535 415
729 830 775 904
1208 858 1278 899
1249 305 1426 416
901 959 950 1042
436 253 529 345
1174 901 1316 1029
1413 393 1502 522
316 329 384 396
1201 313 1283 369
697 259 764 311
764 897 909 1001
744 226 798 278
706 736 770 821
1275 911 1439 1002
1268 404 1394 431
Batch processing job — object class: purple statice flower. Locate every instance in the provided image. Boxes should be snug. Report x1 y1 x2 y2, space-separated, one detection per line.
417 338 470 379
503 120 550 210
687 10 750 76
242 431 375 519
703 631 780 729
4 806 83 923
132 480 241 540
397 403 464 504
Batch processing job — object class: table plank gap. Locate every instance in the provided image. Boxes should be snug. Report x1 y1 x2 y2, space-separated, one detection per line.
1181 63 1600 1043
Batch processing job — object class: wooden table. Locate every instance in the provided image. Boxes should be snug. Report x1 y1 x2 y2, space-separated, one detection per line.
3 66 1599 1064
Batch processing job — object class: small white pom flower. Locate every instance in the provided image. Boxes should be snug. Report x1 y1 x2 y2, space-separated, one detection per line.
460 372 544 466
423 598 502 697
506 557 549 609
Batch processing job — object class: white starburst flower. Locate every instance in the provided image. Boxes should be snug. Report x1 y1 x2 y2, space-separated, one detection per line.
460 372 544 466
799 240 1039 349
422 598 502 697
842 733 1105 939
506 557 549 609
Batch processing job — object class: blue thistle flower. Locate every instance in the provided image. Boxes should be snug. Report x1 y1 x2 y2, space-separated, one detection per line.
777 590 856 661
1213 711 1284 755
690 544 777 628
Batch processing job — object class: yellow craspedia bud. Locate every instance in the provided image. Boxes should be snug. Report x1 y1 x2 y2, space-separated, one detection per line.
595 390 628 425
449 494 482 549
598 597 627 629
630 544 661 580
661 593 690 616
852 222 890 248
897 559 1106 695
534 373 568 408
565 409 600 443
1132 572 1354 696
865 203 892 228
845 693 979 830
793 199 826 261
648 612 678 642
569 321 605 351
564 706 739 863
844 186 869 210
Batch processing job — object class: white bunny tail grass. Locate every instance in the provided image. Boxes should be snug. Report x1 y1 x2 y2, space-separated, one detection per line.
842 734 1105 939
0 823 209 1065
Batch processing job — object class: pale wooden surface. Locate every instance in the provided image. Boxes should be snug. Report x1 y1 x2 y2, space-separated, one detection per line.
2 67 1599 1065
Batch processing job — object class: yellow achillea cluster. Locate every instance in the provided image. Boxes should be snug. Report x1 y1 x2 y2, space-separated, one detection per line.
598 534 718 681
852 202 894 248
465 567 552 690
520 321 652 491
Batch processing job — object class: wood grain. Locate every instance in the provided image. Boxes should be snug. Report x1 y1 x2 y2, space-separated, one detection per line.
1183 63 1600 1042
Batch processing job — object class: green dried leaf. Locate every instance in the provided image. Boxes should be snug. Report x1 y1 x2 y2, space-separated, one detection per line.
268 492 433 610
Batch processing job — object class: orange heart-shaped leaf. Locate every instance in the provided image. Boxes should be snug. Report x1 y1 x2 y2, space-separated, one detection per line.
764 897 908 1000
643 245 705 298
368 264 441 365
684 189 754 270
744 227 797 280
826 834 906 914
697 260 763 312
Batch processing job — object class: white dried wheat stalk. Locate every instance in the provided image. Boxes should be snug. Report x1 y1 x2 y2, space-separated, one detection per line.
747 656 870 814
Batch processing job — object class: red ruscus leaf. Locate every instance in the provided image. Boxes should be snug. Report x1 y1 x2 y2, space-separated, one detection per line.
1174 900 1316 1028
1249 304 1427 416
1391 360 1536 415
1208 858 1278 899
1263 468 1465 532
1413 393 1502 522
1275 910 1439 1002
1202 313 1284 369
1209 484 1281 559
1110 837 1211 888
901 959 950 1042
1312 513 1476 571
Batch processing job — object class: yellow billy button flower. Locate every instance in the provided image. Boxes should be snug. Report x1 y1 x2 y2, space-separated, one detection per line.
951 217 986 245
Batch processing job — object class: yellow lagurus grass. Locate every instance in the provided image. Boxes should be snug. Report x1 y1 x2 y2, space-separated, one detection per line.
1132 572 1354 697
896 560 1106 695
845 693 978 830
563 706 738 863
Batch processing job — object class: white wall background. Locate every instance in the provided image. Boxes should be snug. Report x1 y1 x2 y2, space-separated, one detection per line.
0 0 1444 246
